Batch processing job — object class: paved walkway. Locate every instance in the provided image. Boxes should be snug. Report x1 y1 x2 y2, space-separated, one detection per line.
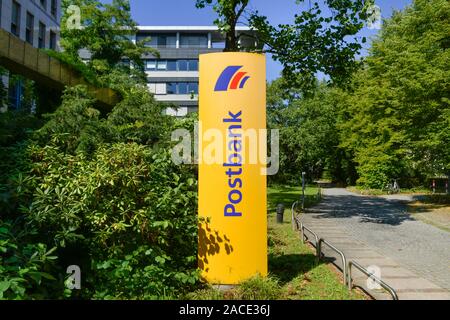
301 188 450 300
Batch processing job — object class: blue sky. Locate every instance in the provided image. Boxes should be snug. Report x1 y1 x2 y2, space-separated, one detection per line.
124 0 412 81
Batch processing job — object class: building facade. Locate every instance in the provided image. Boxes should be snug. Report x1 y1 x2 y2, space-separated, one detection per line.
0 0 61 110
136 26 260 116
77 25 260 116
0 0 61 49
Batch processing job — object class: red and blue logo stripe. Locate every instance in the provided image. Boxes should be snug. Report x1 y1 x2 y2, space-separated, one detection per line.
214 66 251 91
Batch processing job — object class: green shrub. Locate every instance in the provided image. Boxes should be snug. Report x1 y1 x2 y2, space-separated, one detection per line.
44 50 100 87
14 142 199 299
235 275 282 300
0 43 199 298
0 220 58 299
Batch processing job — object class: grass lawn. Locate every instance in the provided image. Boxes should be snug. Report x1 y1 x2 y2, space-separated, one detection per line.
187 185 366 300
267 185 321 212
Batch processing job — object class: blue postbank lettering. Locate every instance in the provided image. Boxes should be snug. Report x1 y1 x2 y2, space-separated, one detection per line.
223 110 243 217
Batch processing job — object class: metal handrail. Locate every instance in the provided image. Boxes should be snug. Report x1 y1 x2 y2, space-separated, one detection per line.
317 238 348 286
291 201 299 231
303 225 320 247
297 217 319 248
348 261 399 300
293 215 397 298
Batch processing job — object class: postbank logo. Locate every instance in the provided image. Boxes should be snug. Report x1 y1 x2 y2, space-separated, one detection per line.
214 66 251 91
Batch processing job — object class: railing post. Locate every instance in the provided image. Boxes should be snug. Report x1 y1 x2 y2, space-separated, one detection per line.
291 201 299 231
347 262 353 290
300 223 305 244
316 238 322 264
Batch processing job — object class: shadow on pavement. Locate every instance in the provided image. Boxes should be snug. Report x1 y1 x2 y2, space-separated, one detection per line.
309 193 415 226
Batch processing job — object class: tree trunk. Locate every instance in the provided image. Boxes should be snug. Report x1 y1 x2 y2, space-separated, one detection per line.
224 23 238 52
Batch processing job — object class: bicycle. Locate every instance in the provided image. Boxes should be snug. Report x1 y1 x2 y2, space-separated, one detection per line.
385 179 400 194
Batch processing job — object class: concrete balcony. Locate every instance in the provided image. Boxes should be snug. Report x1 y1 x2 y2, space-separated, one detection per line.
0 29 119 109
154 94 198 105
146 71 198 82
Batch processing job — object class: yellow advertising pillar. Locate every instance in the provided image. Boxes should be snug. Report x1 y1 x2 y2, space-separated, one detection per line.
198 52 267 284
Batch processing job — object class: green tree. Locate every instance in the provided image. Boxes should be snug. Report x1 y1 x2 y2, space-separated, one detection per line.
267 81 355 184
339 0 450 188
197 0 374 92
60 0 156 80
195 0 249 52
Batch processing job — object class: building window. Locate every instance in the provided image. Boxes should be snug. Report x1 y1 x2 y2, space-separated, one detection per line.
163 35 177 48
178 60 188 71
167 60 177 71
156 60 167 70
38 22 46 49
25 12 34 45
11 1 21 37
147 83 166 94
177 83 188 94
138 33 177 48
166 83 176 94
147 83 156 94
146 60 156 71
188 60 199 71
49 30 57 50
40 0 47 10
8 77 23 110
145 59 199 72
180 34 208 48
51 0 57 17
163 82 199 95
188 82 199 94
155 83 166 94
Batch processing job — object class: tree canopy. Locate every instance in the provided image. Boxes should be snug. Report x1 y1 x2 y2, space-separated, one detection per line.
340 0 450 187
269 0 450 188
60 0 156 79
197 0 375 92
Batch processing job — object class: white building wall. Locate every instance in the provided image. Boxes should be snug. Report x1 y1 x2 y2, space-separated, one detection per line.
165 107 188 117
154 94 198 102
145 71 199 78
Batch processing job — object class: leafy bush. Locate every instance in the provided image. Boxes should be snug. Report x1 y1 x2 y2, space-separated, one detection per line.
0 111 43 216
1 0 198 298
354 150 399 189
13 140 199 298
1 80 199 299
0 220 58 299
0 0 200 299
33 86 100 155
34 84 172 156
44 50 100 87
